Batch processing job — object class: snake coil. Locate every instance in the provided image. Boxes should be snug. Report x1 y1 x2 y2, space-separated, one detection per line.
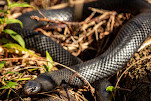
9 0 151 100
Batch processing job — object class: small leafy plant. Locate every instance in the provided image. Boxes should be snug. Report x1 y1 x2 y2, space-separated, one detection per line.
0 0 54 99
106 86 116 101
45 51 53 71
0 0 35 47
0 0 34 98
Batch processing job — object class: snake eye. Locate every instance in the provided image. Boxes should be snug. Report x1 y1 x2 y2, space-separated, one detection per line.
24 80 41 95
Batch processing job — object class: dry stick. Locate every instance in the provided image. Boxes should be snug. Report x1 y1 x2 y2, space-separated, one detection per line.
30 10 111 28
106 13 116 32
69 0 97 5
70 90 88 101
95 29 99 40
80 12 96 32
86 21 106 36
39 93 65 101
36 8 47 18
81 21 95 31
115 55 151 88
72 43 82 56
0 57 45 61
54 62 95 94
31 13 103 27
31 16 81 25
2 65 42 72
64 27 69 35
84 11 96 23
83 12 111 27
31 9 78 29
138 38 151 51
89 7 115 14
80 11 111 25
49 3 69 9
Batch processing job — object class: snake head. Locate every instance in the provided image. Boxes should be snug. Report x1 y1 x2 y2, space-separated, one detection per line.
24 72 59 95
24 80 41 95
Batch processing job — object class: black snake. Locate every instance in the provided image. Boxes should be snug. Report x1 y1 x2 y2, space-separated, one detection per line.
9 0 151 100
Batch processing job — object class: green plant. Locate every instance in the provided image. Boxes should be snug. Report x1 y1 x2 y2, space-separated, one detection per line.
0 0 34 98
0 0 34 48
106 86 116 101
0 1 54 99
0 61 6 69
45 51 53 71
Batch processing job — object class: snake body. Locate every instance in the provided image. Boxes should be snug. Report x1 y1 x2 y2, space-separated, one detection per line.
10 0 151 99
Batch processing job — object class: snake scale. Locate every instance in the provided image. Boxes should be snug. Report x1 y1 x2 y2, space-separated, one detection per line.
9 0 151 100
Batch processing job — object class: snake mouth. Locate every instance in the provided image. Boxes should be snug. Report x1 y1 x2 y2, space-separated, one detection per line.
24 80 41 95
